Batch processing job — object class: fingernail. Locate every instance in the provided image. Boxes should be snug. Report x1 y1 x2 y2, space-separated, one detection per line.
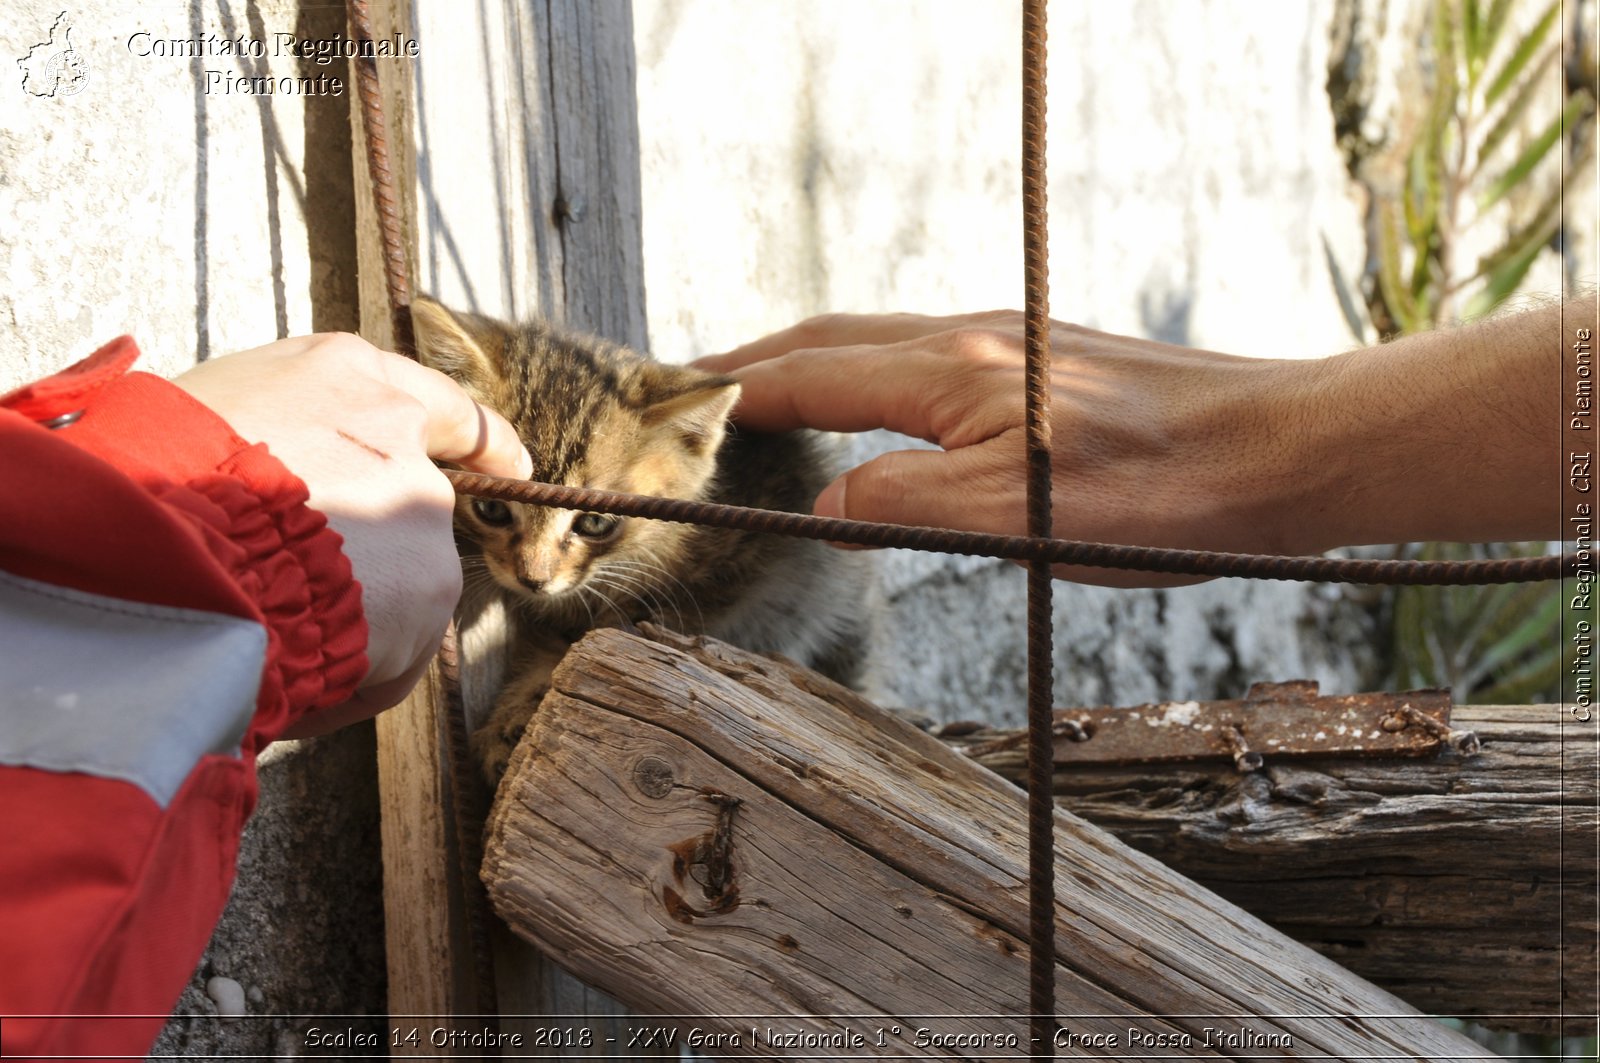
814 476 846 519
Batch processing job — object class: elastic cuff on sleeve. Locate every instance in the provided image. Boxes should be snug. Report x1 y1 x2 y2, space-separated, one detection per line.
45 361 368 744
176 450 368 745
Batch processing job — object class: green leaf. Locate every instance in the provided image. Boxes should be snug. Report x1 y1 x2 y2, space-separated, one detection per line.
1463 0 1484 81
1378 202 1423 333
1483 2 1559 107
1461 223 1550 319
1403 146 1423 243
1433 0 1461 104
1404 141 1439 247
1481 0 1514 60
1320 231 1372 344
1410 241 1436 307
1427 77 1457 173
1434 0 1459 86
1480 90 1594 211
1454 579 1528 652
1393 543 1569 704
1477 47 1558 169
1477 638 1564 702
1392 585 1435 688
1469 587 1562 677
1464 167 1570 287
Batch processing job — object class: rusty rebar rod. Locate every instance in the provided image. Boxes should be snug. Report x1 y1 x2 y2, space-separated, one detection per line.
1020 0 1057 1050
443 471 1574 586
347 0 495 1024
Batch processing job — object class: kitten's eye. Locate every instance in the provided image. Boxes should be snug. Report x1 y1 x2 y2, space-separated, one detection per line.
572 512 623 542
472 499 514 527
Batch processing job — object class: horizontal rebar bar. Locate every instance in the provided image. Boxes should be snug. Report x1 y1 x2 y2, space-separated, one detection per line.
443 470 1572 587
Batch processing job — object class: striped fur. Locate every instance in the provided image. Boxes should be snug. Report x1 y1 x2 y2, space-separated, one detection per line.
413 297 869 782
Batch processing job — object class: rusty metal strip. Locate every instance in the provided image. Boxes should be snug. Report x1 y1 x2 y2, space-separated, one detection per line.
956 683 1472 770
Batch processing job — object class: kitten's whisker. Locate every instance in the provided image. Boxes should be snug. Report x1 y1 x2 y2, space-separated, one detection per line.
571 586 602 630
606 555 703 634
583 573 658 627
588 592 631 629
590 564 685 630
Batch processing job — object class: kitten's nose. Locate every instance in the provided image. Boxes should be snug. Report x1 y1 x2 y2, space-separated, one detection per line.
515 546 560 593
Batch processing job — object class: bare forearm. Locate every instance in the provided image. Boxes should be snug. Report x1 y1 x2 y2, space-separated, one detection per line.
703 299 1589 588
1289 297 1588 551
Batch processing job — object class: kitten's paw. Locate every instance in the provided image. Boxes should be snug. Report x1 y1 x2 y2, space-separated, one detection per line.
472 683 545 787
471 728 517 788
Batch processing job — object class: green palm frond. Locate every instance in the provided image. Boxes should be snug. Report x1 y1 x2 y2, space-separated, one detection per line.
1392 544 1578 704
1482 1 1559 107
1476 46 1557 169
1377 201 1423 333
1459 211 1555 318
1480 0 1515 61
1320 231 1372 344
1480 90 1594 210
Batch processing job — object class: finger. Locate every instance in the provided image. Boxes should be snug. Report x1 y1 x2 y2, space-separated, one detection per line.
812 444 1023 539
814 445 1214 589
694 310 1019 373
723 337 1019 447
277 650 436 737
380 355 533 478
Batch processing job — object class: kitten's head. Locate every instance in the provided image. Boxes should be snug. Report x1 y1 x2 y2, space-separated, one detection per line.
412 296 738 622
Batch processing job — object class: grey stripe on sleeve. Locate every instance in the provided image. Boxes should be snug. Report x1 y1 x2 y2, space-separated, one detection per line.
0 569 267 807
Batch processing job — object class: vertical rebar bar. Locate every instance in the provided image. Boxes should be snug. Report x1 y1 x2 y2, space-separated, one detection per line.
348 0 414 358
347 0 495 1026
1021 0 1057 1053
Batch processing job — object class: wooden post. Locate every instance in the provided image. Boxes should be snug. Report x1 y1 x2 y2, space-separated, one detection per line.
484 627 1495 1061
349 0 480 1035
363 0 662 1053
947 706 1598 1035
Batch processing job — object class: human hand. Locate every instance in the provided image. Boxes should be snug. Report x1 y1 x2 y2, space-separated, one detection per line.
173 333 533 730
695 312 1321 587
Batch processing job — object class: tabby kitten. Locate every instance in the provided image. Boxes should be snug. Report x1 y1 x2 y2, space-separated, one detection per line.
411 297 868 782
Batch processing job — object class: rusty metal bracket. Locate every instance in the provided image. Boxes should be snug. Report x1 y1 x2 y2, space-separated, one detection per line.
957 682 1470 772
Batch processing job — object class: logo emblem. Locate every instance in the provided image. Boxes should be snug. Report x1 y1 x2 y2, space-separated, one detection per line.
18 11 89 98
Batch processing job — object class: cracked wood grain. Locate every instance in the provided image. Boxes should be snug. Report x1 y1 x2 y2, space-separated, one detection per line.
484 627 1494 1060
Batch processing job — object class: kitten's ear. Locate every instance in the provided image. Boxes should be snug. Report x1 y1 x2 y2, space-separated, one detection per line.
641 376 740 457
411 296 502 398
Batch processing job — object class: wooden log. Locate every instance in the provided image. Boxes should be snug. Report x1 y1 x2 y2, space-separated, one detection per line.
944 706 1598 1036
483 627 1493 1060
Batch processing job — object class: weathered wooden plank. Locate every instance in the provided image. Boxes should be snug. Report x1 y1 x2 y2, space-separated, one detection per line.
484 627 1493 1060
403 0 662 1053
350 0 483 1041
948 704 1598 1035
543 0 649 349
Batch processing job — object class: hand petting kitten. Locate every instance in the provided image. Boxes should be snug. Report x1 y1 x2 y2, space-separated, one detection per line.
699 302 1575 587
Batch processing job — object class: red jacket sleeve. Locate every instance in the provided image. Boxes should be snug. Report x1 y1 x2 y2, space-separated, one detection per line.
0 338 368 1060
